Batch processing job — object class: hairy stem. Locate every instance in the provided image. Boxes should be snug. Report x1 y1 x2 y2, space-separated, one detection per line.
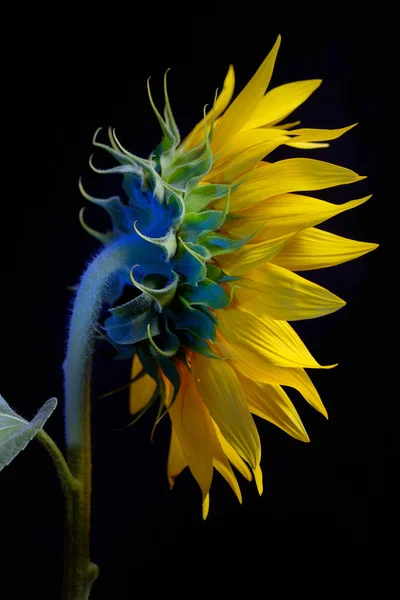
63 238 133 600
36 429 79 498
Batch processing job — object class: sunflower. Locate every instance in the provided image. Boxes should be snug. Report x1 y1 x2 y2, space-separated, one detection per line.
81 35 377 518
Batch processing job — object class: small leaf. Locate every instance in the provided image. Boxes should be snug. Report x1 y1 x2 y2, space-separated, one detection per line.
0 395 57 472
167 297 216 341
180 278 231 309
185 183 235 213
172 239 208 285
179 210 225 242
198 231 254 256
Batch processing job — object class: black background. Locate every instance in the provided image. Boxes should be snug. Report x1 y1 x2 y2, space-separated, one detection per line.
0 5 391 598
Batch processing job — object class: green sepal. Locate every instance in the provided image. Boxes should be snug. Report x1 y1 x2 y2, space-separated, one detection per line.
130 268 179 310
92 128 142 169
196 303 219 326
147 78 176 157
172 239 207 285
167 297 216 341
179 210 225 242
89 156 144 178
154 354 181 424
197 230 256 257
165 103 214 192
147 318 180 358
163 70 180 146
166 191 185 229
181 187 230 243
133 221 177 260
184 241 212 262
182 333 223 360
79 208 114 244
166 159 208 191
184 183 236 213
180 278 230 309
104 294 161 345
108 293 153 316
137 345 160 381
79 179 125 223
166 144 205 173
109 129 182 202
206 264 241 283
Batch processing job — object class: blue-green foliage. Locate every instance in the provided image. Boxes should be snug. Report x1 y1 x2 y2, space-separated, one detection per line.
78 79 249 421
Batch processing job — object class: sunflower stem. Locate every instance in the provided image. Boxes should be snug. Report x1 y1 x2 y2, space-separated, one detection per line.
63 238 133 600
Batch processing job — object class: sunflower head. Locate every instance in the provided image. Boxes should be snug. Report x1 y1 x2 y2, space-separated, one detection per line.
80 35 377 517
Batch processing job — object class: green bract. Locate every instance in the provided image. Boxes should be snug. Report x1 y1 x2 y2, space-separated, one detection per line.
77 74 250 421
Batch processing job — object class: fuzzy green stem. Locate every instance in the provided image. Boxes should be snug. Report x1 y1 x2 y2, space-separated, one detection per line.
63 238 133 600
36 429 79 497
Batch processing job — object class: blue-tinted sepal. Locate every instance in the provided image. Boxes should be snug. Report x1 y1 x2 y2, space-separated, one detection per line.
79 179 140 238
197 230 255 257
78 208 114 244
104 294 160 345
179 210 225 243
165 107 213 193
166 191 185 229
130 267 179 310
180 278 231 309
206 264 241 283
147 78 177 169
147 314 180 358
180 331 223 359
163 71 180 148
167 297 216 341
172 239 208 285
156 353 181 415
184 183 235 213
133 221 177 260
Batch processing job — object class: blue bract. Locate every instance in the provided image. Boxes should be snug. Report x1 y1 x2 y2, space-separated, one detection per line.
79 82 240 416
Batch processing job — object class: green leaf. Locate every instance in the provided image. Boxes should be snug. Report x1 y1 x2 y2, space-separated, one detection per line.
0 395 57 472
179 210 224 242
185 183 234 213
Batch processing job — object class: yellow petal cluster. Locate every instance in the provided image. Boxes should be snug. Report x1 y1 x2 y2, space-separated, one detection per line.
130 35 378 517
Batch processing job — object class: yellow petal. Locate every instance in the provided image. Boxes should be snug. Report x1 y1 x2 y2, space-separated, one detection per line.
272 227 379 271
214 424 253 482
287 141 329 149
183 65 235 150
168 368 214 500
253 464 263 495
223 158 365 212
229 353 327 417
207 139 283 183
211 36 281 154
209 422 243 503
232 262 345 320
243 80 322 129
277 120 301 130
212 128 288 168
209 128 288 182
217 232 292 276
202 494 210 520
191 353 261 469
129 354 157 415
285 124 356 142
223 194 371 241
237 373 309 442
217 308 333 370
167 426 188 489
